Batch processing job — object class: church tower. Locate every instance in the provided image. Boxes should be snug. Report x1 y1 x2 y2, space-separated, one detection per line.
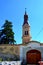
22 9 31 44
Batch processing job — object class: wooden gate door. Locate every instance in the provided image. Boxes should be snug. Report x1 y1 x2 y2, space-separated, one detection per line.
26 50 41 64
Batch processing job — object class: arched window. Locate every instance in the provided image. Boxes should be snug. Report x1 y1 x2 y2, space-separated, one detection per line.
27 31 28 35
25 31 28 35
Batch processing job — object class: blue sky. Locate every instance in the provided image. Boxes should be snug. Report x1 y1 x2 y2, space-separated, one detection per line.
0 0 43 44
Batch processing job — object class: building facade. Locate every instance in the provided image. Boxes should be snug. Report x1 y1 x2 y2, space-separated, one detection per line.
20 10 43 64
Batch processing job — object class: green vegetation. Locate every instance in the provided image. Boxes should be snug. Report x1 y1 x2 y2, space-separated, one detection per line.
0 55 20 61
0 20 16 44
0 58 3 61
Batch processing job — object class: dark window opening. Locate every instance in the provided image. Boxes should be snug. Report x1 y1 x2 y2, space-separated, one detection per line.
25 31 28 35
27 31 28 35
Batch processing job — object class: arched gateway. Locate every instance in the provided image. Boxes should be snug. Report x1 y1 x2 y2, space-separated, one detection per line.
26 49 41 64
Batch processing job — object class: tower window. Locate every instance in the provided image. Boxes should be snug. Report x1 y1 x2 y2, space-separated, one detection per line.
25 31 26 35
25 31 28 35
27 31 28 35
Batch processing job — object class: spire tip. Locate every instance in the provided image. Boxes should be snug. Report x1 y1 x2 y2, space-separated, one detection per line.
25 8 27 15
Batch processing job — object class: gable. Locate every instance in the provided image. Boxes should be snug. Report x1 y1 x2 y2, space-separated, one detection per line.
27 41 40 48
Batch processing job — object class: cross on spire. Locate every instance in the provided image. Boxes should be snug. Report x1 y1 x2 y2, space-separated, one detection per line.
25 8 27 15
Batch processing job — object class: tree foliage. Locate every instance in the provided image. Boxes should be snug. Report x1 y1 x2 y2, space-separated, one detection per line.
0 20 16 44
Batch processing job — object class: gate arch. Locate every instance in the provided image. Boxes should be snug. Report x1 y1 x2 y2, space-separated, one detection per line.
26 49 41 64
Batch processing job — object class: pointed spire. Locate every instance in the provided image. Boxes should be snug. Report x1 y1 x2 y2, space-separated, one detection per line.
23 8 28 26
25 8 27 15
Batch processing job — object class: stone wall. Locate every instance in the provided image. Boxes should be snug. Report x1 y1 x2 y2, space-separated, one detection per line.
0 44 20 60
0 44 20 55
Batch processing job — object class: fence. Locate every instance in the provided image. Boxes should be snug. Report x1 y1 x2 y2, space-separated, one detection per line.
0 61 21 65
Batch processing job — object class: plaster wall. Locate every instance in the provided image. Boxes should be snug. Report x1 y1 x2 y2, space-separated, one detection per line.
20 42 43 61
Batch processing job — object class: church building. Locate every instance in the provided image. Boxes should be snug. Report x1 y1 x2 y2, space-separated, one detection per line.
20 9 43 64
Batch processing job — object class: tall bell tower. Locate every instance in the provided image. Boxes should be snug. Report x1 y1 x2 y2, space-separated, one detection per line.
22 9 31 44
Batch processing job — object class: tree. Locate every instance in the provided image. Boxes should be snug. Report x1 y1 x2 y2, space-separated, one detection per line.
0 20 16 44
